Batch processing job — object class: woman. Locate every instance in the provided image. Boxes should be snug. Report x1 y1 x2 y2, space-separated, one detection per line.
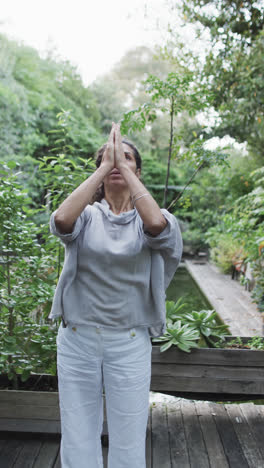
49 122 183 468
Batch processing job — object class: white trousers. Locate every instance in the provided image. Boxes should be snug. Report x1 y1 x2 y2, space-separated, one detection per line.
56 321 152 468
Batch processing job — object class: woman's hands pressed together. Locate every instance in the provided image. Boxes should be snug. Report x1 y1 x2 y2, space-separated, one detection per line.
102 122 168 236
113 123 129 171
101 122 116 172
101 122 133 173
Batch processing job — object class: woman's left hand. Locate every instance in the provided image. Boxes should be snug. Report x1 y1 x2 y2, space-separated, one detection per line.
114 123 128 171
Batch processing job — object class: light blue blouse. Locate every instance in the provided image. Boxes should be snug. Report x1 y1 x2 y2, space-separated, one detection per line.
48 198 183 337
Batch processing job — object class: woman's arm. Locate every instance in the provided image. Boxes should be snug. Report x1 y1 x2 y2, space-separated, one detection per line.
55 125 115 233
121 166 168 236
54 165 110 233
114 124 168 236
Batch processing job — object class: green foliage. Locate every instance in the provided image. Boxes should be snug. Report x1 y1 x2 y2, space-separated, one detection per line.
207 232 247 274
0 33 102 162
165 297 188 321
181 226 208 253
38 111 96 302
0 111 97 388
183 310 229 346
225 336 264 350
179 2 264 159
181 1 264 45
39 109 96 215
204 30 264 157
141 152 181 207
1 18 263 376
167 139 230 211
204 164 264 310
245 336 264 350
174 142 261 257
152 299 229 352
176 139 229 170
0 161 56 387
152 320 200 353
121 72 199 207
121 71 209 134
250 250 264 313
120 70 227 208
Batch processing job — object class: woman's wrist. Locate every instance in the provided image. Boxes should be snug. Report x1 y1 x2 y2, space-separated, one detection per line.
98 162 112 176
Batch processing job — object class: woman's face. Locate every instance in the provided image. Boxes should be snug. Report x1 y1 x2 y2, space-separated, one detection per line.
103 143 141 189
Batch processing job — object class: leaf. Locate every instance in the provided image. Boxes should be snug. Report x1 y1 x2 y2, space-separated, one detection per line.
21 370 31 382
160 340 173 352
177 343 191 352
7 161 17 169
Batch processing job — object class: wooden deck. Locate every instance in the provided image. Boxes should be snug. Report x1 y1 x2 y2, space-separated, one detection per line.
184 260 263 336
1 398 264 467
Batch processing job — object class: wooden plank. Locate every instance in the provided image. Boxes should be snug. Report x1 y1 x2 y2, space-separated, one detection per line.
0 404 60 420
0 436 24 467
151 373 264 395
209 402 249 467
0 390 59 405
167 400 189 468
0 418 61 434
159 390 264 402
225 403 264 467
13 438 42 468
152 402 171 468
32 438 60 468
151 363 264 379
239 403 264 459
181 399 210 468
0 434 7 453
151 346 264 366
194 401 229 468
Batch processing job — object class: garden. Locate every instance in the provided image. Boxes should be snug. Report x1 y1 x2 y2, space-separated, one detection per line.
0 0 264 426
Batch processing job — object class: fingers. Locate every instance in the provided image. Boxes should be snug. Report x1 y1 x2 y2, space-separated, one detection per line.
107 122 115 144
114 122 122 147
106 123 115 157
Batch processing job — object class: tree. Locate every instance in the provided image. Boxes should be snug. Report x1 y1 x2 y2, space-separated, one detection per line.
90 46 174 145
121 71 228 209
0 33 102 162
177 1 264 158
181 0 264 46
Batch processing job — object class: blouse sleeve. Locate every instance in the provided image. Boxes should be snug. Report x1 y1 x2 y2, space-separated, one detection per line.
142 209 183 265
49 205 91 244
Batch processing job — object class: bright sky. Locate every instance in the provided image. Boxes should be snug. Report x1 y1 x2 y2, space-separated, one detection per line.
0 0 174 85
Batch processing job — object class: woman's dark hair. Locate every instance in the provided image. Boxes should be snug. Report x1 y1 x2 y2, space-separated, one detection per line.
91 139 142 204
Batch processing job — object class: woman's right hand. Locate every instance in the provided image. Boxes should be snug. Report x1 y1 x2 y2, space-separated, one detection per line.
101 122 115 171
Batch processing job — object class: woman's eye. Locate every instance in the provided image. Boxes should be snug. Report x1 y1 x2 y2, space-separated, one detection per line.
125 155 131 160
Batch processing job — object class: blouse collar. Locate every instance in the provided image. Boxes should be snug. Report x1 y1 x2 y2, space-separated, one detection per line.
95 198 137 225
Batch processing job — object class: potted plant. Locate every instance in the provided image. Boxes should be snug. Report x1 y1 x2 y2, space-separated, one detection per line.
150 299 264 401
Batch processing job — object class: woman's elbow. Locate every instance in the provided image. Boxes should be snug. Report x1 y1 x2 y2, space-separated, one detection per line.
146 217 168 237
54 214 75 234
